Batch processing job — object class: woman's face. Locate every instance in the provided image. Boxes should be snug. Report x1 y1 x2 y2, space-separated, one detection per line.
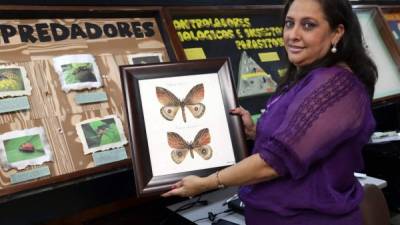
283 0 342 67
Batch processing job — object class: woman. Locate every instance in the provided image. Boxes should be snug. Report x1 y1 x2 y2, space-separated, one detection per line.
163 0 378 224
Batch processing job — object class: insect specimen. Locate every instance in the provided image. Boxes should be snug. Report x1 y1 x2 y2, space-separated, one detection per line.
19 142 35 153
167 128 212 164
156 83 205 122
17 135 39 153
81 118 120 148
74 65 97 82
0 70 24 91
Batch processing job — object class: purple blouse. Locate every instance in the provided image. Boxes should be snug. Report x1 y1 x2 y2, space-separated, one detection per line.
239 66 376 225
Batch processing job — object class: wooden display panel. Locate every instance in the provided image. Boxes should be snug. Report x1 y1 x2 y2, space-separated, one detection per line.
353 6 400 104
163 6 287 114
0 5 176 199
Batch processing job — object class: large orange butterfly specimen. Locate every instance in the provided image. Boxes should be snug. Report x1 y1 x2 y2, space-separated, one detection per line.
156 83 205 122
167 128 213 164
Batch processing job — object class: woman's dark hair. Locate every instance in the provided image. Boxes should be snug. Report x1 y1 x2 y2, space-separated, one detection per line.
279 0 377 98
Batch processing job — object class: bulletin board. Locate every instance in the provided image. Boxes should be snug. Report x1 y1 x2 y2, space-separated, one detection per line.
0 5 176 199
353 6 400 104
163 6 288 114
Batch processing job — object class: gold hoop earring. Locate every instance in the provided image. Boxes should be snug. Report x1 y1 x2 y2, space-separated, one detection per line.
331 44 337 53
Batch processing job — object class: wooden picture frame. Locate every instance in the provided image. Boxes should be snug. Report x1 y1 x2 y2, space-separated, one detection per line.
120 58 247 197
163 6 287 114
353 6 400 105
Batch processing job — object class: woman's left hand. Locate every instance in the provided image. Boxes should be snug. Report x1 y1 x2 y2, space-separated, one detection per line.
230 106 256 139
161 175 210 198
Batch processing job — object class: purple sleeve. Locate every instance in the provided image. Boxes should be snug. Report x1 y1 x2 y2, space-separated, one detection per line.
257 69 370 179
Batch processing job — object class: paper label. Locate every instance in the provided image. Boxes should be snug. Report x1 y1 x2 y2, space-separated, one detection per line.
184 48 206 60
0 96 30 114
258 52 280 62
10 166 51 184
74 92 108 104
93 147 128 166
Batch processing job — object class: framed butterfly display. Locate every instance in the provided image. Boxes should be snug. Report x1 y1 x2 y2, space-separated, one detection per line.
120 58 247 197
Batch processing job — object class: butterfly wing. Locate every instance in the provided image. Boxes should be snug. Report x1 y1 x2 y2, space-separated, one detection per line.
156 87 181 121
167 131 190 164
184 84 206 119
193 145 213 160
186 103 205 119
192 128 213 160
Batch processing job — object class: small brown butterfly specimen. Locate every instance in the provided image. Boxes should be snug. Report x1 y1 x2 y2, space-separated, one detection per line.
167 128 213 164
156 83 205 122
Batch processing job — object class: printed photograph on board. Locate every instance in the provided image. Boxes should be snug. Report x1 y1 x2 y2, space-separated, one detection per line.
53 54 102 92
0 127 52 170
237 51 277 97
76 115 127 155
128 52 163 65
0 65 32 98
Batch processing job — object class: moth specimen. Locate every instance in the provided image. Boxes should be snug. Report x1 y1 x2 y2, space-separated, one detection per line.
156 83 205 122
167 128 213 164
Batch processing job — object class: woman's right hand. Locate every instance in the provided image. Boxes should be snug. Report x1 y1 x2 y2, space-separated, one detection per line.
161 175 211 198
230 106 256 140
